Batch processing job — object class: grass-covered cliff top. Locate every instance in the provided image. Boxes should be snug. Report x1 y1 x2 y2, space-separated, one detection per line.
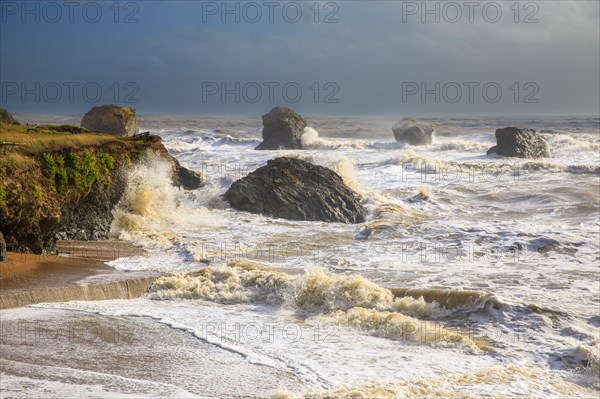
1 123 125 160
0 123 168 253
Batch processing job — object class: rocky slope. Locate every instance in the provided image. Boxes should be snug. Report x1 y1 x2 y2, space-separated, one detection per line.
0 108 20 125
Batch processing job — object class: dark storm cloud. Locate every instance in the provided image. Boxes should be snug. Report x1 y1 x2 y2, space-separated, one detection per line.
1 1 598 116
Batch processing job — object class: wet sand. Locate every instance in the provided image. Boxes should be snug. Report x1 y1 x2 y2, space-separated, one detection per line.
0 307 307 398
0 241 309 397
0 241 159 309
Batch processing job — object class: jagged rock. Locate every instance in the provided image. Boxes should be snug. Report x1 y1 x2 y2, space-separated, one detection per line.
81 104 139 137
487 127 551 158
175 164 204 190
224 157 365 223
0 108 20 125
0 232 7 261
255 107 307 150
392 118 434 145
55 169 128 243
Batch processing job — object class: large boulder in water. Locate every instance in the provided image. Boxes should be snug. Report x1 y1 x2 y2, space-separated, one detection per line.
0 108 20 125
81 104 139 136
392 118 434 145
255 107 307 150
0 232 7 261
487 127 551 158
224 157 365 223
174 163 204 190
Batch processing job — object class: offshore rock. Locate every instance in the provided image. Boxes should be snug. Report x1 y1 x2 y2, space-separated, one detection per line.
224 157 365 223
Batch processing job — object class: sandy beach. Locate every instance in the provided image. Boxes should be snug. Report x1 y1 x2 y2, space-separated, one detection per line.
0 241 158 309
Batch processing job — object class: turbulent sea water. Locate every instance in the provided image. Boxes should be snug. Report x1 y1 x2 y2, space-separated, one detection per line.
8 115 600 397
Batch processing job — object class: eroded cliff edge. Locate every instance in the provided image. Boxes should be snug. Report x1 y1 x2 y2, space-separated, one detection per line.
0 122 198 254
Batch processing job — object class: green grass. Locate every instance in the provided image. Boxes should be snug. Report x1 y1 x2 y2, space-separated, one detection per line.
27 124 89 135
41 151 116 194
33 185 43 200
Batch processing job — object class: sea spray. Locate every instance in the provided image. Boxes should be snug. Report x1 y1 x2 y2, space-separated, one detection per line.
285 150 368 197
110 151 219 244
300 127 369 150
115 152 180 219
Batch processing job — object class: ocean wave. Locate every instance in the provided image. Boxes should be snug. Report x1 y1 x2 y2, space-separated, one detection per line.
213 135 261 146
432 140 491 152
301 127 371 150
394 150 600 176
356 200 434 240
148 261 496 350
390 287 504 314
273 365 597 399
158 128 261 148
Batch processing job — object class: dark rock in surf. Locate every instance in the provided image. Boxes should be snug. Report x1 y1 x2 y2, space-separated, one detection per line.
392 118 434 145
0 232 7 261
255 107 307 150
529 237 560 253
0 108 20 125
175 164 204 190
224 157 365 223
487 127 551 158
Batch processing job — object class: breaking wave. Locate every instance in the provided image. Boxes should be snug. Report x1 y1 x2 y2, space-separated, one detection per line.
148 261 497 350
110 152 219 243
394 150 600 175
273 365 597 399
301 127 370 150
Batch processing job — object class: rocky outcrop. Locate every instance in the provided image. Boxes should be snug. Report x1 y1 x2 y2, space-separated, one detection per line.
224 157 365 223
392 118 434 145
255 107 307 150
487 127 551 158
0 125 203 254
0 108 20 125
0 232 6 261
81 104 139 136
54 169 128 241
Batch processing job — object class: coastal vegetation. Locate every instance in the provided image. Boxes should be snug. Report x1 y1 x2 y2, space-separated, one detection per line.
0 123 172 253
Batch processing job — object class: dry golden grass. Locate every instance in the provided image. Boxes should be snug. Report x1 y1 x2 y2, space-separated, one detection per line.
0 152 36 167
0 124 126 156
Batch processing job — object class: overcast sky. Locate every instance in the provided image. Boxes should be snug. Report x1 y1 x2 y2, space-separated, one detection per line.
1 1 599 116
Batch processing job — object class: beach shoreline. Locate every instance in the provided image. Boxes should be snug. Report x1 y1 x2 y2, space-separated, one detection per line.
0 241 159 309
